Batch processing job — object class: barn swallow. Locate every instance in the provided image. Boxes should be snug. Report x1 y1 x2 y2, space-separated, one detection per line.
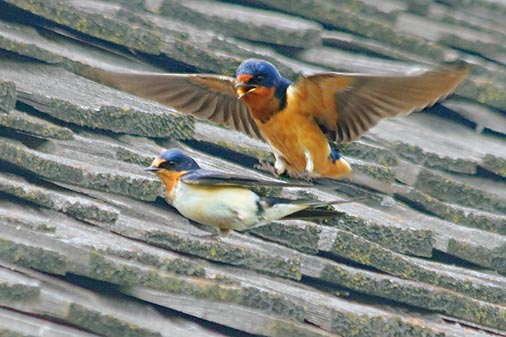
86 59 471 179
145 148 351 236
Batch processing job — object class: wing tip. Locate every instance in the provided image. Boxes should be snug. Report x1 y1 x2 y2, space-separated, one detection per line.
437 59 473 79
425 59 472 104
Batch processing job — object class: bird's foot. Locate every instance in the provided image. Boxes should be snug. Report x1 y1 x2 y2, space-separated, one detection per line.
195 228 232 240
287 170 313 183
254 160 279 177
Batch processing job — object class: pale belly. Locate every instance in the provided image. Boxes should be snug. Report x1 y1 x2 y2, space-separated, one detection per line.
170 182 263 231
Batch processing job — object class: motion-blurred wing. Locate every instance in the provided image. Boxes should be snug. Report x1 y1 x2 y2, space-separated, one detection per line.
290 62 471 143
84 67 264 140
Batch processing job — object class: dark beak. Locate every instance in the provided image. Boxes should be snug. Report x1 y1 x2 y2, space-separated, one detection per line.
235 82 258 99
234 82 258 88
145 166 160 172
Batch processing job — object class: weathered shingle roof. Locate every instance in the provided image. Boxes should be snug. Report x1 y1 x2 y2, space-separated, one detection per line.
0 0 505 336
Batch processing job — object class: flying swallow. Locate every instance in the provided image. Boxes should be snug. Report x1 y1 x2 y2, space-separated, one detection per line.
86 59 471 179
145 148 352 236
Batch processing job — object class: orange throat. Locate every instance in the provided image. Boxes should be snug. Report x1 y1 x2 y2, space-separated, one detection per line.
239 86 279 123
155 170 187 202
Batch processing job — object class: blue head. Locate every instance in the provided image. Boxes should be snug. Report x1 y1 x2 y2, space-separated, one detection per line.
235 59 291 110
146 148 200 172
236 59 282 88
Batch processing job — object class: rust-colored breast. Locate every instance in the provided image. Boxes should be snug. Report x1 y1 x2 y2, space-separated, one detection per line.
257 85 353 179
240 86 279 123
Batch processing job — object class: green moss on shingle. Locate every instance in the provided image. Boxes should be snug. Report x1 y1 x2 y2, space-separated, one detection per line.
5 0 163 53
101 248 206 277
0 283 39 301
481 154 506 178
447 239 506 275
0 238 67 275
252 0 447 61
322 263 506 331
115 148 152 166
0 80 16 113
415 169 506 214
68 304 162 337
146 231 302 280
249 222 321 255
0 112 74 140
327 215 433 257
396 188 506 234
456 79 506 110
240 287 305 322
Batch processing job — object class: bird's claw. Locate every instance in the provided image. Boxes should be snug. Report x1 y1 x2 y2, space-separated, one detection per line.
254 160 279 177
255 160 313 183
195 227 232 240
288 170 313 183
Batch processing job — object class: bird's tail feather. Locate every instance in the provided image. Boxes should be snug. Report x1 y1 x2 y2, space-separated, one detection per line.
265 196 364 208
282 208 345 220
262 196 363 223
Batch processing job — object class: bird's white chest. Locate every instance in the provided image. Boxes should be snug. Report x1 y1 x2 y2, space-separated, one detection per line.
170 181 263 230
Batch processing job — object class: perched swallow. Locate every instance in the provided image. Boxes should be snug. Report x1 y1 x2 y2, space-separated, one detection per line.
145 148 350 236
87 59 471 179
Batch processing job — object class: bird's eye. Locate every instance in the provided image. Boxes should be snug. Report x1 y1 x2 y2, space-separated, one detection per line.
159 160 175 170
256 75 264 82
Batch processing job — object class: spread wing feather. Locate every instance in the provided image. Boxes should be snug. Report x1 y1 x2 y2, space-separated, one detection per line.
292 62 471 143
83 68 265 140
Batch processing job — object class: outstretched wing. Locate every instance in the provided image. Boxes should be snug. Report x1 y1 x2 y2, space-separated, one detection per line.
83 67 264 140
181 169 310 187
290 62 471 143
